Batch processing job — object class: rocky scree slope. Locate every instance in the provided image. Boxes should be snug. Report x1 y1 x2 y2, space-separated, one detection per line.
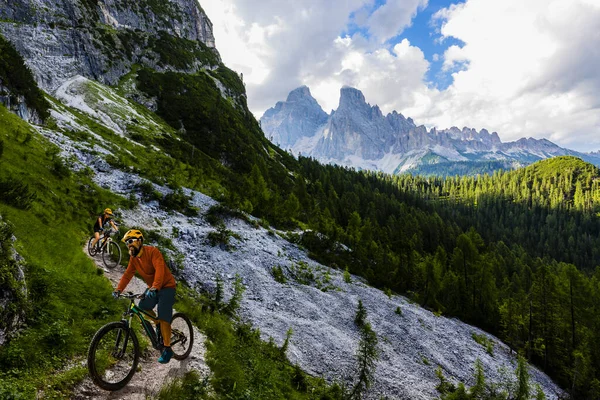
33 79 565 399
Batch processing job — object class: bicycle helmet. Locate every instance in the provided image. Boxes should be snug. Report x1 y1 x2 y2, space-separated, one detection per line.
104 208 114 215
122 229 144 243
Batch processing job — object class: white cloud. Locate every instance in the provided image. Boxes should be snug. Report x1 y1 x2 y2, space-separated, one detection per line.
202 0 600 152
365 0 428 43
441 45 468 72
202 0 428 115
422 0 600 151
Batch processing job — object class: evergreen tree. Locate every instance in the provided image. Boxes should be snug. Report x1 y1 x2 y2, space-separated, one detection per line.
516 356 531 400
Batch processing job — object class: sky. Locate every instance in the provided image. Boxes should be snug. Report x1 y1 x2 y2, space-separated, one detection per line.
201 0 600 153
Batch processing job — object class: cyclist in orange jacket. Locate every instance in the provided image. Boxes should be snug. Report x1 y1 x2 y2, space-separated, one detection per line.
112 229 177 364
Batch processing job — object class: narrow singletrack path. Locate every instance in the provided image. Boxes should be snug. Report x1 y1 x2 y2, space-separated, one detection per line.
72 248 209 399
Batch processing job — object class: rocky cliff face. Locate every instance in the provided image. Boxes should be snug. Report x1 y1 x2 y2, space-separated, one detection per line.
261 86 600 175
0 218 27 346
0 0 218 92
0 86 44 124
261 86 329 150
314 86 398 160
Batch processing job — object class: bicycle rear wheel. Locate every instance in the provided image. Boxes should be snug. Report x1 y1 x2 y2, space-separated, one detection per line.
102 241 122 269
88 321 140 391
88 237 98 256
170 313 194 360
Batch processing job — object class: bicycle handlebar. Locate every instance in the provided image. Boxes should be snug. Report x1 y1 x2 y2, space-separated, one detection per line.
117 291 146 300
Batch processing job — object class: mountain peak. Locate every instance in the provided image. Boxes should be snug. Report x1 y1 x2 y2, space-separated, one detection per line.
339 86 367 108
286 85 313 102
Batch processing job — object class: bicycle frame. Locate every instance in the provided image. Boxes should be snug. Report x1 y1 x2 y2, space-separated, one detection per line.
119 294 185 350
99 231 114 250
121 296 162 349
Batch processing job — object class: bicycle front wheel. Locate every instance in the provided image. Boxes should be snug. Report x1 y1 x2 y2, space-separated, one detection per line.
87 321 140 391
170 313 194 360
88 237 98 256
102 241 122 269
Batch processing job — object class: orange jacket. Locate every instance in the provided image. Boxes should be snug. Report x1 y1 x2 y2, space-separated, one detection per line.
117 246 176 292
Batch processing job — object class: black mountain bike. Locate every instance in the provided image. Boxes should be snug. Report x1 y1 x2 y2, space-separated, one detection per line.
88 228 122 269
87 292 194 391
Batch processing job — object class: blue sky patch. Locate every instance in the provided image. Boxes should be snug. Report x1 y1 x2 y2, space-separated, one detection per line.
346 0 468 91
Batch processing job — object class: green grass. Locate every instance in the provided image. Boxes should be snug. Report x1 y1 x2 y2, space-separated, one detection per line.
0 105 127 398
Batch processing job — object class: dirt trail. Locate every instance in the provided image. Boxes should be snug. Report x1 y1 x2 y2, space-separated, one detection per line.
72 247 210 399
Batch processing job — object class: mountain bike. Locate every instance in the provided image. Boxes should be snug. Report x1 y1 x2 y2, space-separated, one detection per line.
88 228 122 269
87 292 194 391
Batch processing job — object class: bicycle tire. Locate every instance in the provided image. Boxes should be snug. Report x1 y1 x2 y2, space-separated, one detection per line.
87 321 140 391
170 313 194 360
102 241 122 269
88 237 98 256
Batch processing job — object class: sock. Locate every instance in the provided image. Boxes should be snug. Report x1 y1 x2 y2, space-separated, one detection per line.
160 320 172 347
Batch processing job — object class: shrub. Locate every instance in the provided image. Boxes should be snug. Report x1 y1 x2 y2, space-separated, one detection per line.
160 187 197 216
223 274 245 317
206 223 239 250
51 158 71 179
136 181 161 202
271 265 287 284
0 177 36 209
205 204 247 226
472 332 495 356
384 287 392 299
344 266 351 283
157 370 208 399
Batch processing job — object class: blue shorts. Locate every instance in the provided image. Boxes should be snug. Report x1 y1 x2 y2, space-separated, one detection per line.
138 287 176 323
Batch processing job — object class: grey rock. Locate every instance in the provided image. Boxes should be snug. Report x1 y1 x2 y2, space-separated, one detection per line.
0 0 219 93
261 86 600 174
261 85 329 150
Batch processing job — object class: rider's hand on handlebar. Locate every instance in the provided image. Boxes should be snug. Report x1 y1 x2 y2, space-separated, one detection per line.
145 287 157 299
112 290 121 299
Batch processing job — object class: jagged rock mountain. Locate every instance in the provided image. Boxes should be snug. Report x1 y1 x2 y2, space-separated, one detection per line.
261 86 600 175
261 85 329 150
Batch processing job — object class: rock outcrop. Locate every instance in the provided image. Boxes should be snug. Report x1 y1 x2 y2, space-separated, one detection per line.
0 0 219 93
0 218 27 346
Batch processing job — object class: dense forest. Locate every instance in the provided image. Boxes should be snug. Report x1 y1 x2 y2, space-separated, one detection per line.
133 58 600 397
134 63 599 398
291 156 600 398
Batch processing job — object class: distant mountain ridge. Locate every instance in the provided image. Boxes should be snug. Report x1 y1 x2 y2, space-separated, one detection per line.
261 86 600 176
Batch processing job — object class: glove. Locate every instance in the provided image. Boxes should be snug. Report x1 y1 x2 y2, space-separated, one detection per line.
112 290 121 299
146 288 157 299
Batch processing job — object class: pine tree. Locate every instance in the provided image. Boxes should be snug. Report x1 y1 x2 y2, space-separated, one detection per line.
516 356 530 400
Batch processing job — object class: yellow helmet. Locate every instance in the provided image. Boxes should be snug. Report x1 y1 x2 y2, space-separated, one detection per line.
104 208 113 215
122 229 144 243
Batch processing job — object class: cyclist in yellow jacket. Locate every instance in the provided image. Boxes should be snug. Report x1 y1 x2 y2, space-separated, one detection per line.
91 208 118 249
112 229 177 364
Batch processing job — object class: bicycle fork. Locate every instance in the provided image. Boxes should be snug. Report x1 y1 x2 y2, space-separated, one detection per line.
113 317 133 359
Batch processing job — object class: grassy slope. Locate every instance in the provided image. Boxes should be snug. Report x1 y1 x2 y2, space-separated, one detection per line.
0 105 129 398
